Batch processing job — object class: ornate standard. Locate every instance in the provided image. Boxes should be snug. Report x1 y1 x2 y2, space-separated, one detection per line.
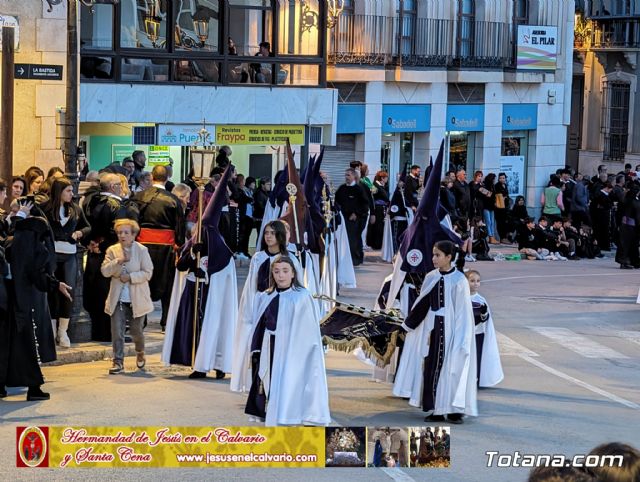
189 123 215 368
286 183 301 258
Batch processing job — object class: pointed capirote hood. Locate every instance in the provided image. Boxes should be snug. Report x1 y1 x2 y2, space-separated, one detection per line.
202 162 234 274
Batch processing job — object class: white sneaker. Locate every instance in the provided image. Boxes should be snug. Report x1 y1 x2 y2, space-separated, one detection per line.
464 255 476 262
555 252 568 261
236 253 249 260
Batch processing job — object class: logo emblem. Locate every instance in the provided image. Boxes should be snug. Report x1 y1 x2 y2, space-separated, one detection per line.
17 426 49 468
390 205 399 213
199 255 209 272
407 249 423 267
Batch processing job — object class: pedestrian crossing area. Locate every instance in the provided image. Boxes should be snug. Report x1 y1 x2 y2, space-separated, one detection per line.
498 327 638 360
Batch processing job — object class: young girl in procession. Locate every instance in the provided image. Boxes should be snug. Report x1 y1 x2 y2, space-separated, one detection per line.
401 240 477 424
465 270 504 388
101 219 154 374
244 256 330 426
230 220 303 392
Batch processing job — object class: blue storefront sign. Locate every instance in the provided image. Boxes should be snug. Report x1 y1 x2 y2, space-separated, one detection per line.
382 104 431 133
446 104 485 132
502 104 538 130
337 104 366 134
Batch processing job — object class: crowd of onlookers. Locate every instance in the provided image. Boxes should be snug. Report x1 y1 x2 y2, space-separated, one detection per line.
439 163 640 264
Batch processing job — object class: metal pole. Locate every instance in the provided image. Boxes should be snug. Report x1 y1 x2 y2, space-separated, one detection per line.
191 185 204 369
65 0 79 193
1 27 15 192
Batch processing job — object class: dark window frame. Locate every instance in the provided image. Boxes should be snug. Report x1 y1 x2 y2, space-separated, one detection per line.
601 80 631 162
457 0 476 58
80 0 327 87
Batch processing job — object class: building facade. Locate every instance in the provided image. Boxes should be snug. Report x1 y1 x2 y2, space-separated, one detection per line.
571 0 640 175
0 0 69 176
326 0 574 208
79 0 337 180
1 1 574 211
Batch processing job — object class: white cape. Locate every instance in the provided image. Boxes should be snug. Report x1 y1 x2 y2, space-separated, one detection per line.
396 269 478 416
335 212 357 288
318 232 338 314
254 288 331 426
471 293 504 388
381 215 394 263
230 250 304 392
193 260 238 373
161 270 188 365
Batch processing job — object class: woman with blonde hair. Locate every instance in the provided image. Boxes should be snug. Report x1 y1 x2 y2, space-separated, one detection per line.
101 218 154 374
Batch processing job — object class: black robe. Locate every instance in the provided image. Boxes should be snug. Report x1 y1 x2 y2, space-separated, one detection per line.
3 217 59 388
131 187 186 303
367 182 389 249
84 194 127 342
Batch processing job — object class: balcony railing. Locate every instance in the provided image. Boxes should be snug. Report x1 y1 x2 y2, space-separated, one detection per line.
586 0 640 19
328 15 514 69
590 20 640 48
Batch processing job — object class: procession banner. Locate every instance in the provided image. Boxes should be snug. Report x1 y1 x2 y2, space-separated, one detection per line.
17 426 325 468
216 125 305 145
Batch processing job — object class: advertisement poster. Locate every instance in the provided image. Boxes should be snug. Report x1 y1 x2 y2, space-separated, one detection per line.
517 25 558 70
499 155 525 198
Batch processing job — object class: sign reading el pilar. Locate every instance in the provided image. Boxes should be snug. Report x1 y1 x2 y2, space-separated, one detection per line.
15 64 63 81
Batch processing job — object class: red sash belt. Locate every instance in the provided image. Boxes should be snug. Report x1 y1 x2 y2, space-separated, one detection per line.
137 228 175 245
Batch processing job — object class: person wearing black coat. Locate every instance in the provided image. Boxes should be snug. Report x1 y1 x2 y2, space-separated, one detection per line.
40 177 91 348
252 178 271 240
84 173 128 341
590 182 614 251
1 210 72 401
366 173 390 250
335 168 371 266
616 186 640 269
130 166 185 331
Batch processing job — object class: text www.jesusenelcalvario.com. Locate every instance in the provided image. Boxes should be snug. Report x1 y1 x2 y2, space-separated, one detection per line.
176 452 318 464
486 451 624 469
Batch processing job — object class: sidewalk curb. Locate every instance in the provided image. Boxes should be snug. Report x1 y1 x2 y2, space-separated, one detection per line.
44 337 165 367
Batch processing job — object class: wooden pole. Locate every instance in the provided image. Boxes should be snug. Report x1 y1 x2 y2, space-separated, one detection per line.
1 27 15 191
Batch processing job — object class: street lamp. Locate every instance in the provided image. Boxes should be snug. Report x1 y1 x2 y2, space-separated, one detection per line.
193 18 209 48
188 121 215 367
327 0 344 29
144 5 162 48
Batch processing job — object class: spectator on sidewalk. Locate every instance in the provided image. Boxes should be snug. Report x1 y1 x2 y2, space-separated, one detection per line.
335 168 370 266
570 172 590 228
541 176 564 223
101 218 154 375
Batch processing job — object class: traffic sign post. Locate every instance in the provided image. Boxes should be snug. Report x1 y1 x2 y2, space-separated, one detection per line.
15 63 63 81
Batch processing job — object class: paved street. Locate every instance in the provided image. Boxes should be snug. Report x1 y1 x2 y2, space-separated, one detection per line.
1 251 639 481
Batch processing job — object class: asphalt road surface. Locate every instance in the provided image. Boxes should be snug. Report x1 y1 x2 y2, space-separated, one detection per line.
2 253 639 481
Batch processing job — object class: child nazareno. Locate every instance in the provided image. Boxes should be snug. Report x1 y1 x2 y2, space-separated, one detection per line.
101 218 154 374
401 240 477 424
245 255 330 426
465 270 503 388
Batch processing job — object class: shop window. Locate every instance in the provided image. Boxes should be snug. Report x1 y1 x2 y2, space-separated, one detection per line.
278 0 320 56
228 2 272 56
120 0 168 49
81 4 114 50
601 81 630 161
448 132 474 173
174 0 220 52
173 59 220 82
81 56 114 79
457 0 475 58
121 58 169 81
277 63 318 85
400 133 413 169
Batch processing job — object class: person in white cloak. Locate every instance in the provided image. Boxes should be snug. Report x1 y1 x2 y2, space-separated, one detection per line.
400 240 477 424
161 164 238 379
230 220 303 392
465 270 504 388
244 255 331 426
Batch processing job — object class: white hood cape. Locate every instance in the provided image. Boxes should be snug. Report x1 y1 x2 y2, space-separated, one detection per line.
394 268 478 416
230 250 304 392
253 287 331 426
470 292 504 388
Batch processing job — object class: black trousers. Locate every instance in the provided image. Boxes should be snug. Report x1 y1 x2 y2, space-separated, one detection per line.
345 217 364 266
238 215 253 255
616 225 639 267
